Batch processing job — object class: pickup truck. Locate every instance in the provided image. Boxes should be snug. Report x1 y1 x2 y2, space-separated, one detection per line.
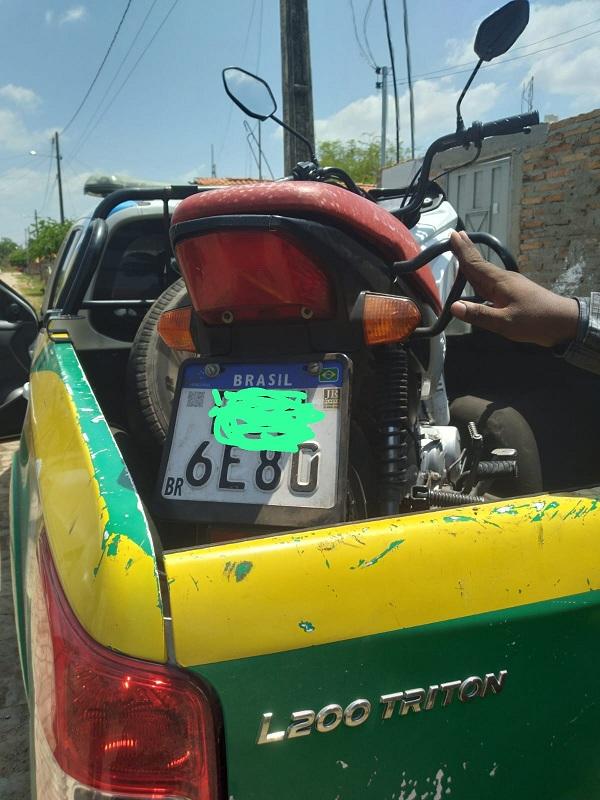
2 185 600 800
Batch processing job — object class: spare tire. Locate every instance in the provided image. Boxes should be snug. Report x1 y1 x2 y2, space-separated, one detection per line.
126 278 195 457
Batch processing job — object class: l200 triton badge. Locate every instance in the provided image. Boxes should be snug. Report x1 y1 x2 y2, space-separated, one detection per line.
256 670 507 744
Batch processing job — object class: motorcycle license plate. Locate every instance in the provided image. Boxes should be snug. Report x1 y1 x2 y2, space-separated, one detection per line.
155 356 350 526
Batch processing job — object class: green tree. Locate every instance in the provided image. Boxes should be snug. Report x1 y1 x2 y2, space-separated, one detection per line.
28 217 72 261
317 137 406 185
8 247 27 269
0 237 19 265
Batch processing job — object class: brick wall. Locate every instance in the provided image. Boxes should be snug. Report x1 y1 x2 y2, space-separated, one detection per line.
519 108 600 296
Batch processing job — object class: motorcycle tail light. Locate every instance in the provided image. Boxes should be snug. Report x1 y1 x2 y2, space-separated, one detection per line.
174 229 335 324
31 533 221 800
157 305 196 351
359 292 421 345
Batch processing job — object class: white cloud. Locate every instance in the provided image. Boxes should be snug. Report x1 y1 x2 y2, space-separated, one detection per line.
0 109 49 152
60 5 86 24
178 164 208 183
0 165 94 242
0 84 40 109
315 78 502 154
46 5 86 25
445 0 600 108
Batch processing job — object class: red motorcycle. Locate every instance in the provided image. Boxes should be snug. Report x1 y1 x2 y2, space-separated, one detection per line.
129 0 541 533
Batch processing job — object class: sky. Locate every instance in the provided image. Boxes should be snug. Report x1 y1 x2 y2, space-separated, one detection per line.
0 0 599 242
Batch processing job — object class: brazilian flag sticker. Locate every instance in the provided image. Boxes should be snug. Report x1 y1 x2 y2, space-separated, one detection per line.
318 366 340 383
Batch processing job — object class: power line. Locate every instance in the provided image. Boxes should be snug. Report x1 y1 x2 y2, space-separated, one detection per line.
68 0 161 163
397 25 600 86
39 149 55 215
362 0 377 68
382 0 400 161
70 0 180 159
62 0 134 134
218 0 262 161
242 0 258 59
40 176 57 218
401 0 415 160
349 0 376 69
256 0 264 72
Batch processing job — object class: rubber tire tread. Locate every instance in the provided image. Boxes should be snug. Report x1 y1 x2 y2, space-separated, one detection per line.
126 278 190 458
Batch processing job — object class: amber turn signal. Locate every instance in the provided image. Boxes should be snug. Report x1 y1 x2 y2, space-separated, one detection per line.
359 292 421 345
157 306 196 352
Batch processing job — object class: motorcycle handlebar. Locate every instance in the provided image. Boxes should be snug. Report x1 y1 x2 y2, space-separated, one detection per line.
476 111 539 140
398 111 539 218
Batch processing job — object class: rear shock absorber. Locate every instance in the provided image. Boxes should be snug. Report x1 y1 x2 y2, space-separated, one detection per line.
375 344 410 516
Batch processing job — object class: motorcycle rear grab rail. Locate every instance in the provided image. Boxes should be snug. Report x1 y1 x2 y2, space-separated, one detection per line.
394 231 518 339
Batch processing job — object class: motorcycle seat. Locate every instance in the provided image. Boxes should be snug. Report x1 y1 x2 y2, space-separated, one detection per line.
172 182 440 311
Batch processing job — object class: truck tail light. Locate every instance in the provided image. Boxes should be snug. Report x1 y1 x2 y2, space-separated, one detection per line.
174 230 335 324
31 533 221 800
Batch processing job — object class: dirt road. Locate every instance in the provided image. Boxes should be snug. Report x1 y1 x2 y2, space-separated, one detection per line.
1 268 45 313
0 441 29 799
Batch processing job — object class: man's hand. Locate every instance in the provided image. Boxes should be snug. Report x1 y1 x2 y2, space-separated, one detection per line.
449 231 579 348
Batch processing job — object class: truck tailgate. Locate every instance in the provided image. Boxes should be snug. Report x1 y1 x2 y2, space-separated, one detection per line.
164 495 600 799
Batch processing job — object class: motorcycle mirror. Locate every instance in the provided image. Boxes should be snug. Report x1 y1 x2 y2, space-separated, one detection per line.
222 67 277 121
455 0 529 132
222 65 318 166
474 0 530 61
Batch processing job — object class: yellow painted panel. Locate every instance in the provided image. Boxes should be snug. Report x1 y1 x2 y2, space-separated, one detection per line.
30 366 165 662
165 496 600 666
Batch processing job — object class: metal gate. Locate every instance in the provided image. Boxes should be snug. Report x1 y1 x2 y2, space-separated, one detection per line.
447 156 511 265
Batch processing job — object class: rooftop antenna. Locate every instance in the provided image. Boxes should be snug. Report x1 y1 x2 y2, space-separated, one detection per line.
243 120 275 179
521 75 534 113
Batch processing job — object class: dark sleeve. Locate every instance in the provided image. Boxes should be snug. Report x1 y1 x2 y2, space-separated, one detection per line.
562 293 600 375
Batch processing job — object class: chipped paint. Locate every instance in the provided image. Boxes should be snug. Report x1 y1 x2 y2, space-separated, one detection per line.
224 560 254 582
298 620 315 632
350 539 404 569
531 500 560 522
165 492 600 666
29 339 165 662
235 560 253 582
396 767 451 800
443 514 477 523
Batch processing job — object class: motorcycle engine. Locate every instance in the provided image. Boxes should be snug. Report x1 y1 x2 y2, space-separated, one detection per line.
418 424 462 488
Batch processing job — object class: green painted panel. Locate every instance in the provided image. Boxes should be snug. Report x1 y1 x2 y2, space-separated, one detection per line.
32 341 154 558
193 591 600 799
9 448 28 692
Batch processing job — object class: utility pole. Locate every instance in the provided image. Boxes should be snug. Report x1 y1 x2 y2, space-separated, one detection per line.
210 144 217 178
377 66 389 176
258 122 262 180
34 209 39 236
402 0 415 160
280 0 315 173
53 131 65 224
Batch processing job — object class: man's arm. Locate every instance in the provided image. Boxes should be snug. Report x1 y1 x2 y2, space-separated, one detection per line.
448 231 600 375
